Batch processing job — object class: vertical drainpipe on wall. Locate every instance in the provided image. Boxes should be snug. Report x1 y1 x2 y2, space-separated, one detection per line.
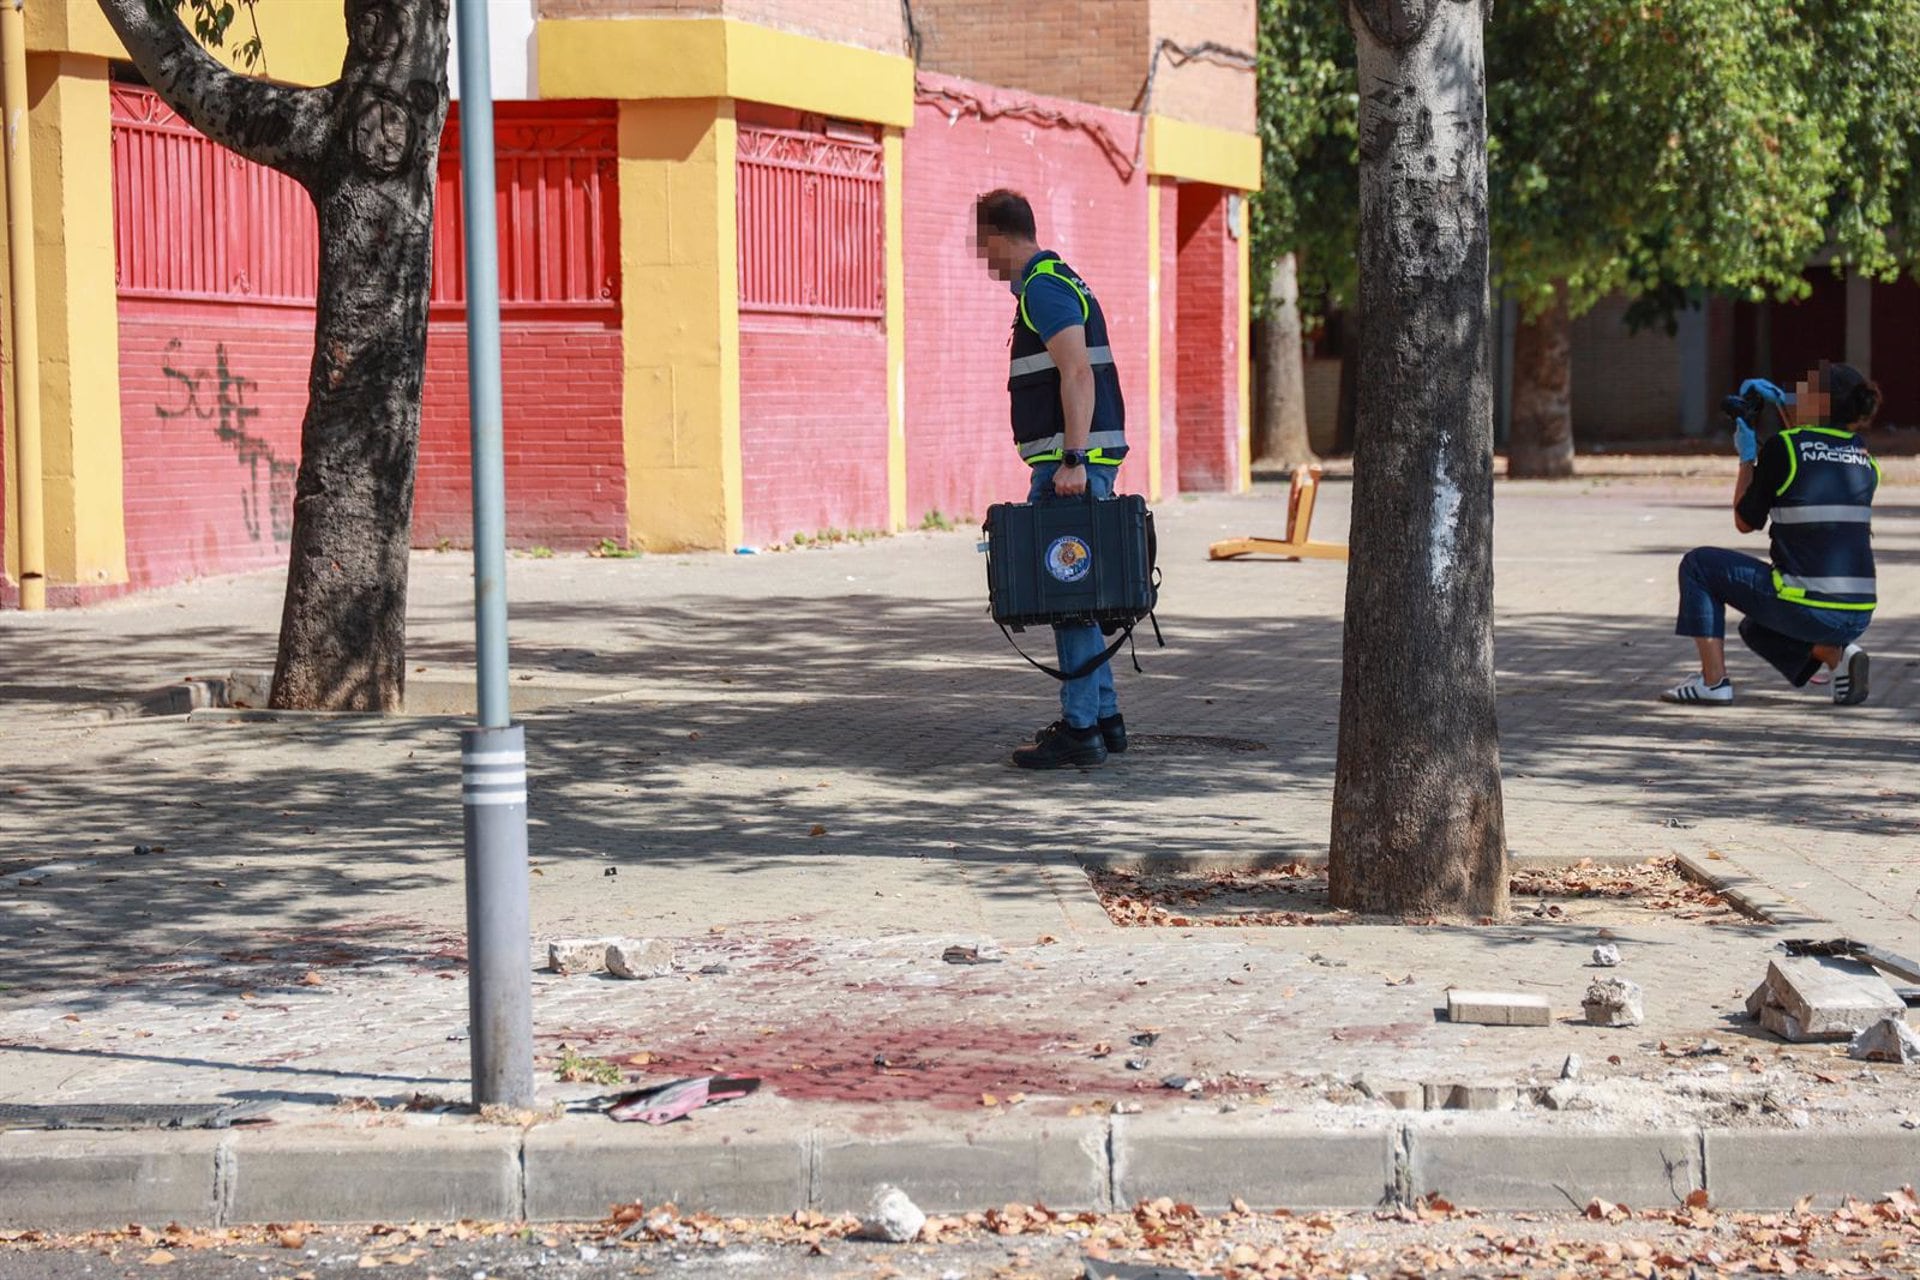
1 0 44 609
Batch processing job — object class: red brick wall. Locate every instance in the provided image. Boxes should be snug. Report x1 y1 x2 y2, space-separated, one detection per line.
909 0 1151 112
118 299 313 588
118 302 628 586
1147 0 1258 134
1174 182 1238 490
416 317 626 549
739 315 891 544
113 97 626 588
903 71 1153 525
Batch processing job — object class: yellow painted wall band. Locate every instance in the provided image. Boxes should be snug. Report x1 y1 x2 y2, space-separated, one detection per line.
538 17 914 128
1145 115 1261 191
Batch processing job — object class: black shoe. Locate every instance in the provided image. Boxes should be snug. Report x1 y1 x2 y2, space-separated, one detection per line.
1032 715 1128 754
1013 720 1108 769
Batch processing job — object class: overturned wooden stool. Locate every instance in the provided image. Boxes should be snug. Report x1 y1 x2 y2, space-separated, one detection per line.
1208 463 1349 562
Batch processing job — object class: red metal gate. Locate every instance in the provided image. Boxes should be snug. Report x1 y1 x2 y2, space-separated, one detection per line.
736 124 884 318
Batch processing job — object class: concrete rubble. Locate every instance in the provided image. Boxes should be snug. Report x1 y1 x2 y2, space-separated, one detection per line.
1848 1016 1920 1064
606 938 675 980
547 938 617 975
858 1185 926 1243
1747 957 1905 1042
1591 944 1622 967
1583 976 1644 1027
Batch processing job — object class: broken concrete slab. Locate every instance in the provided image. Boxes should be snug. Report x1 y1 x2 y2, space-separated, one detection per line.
1765 957 1905 1040
547 938 616 975
1848 1016 1920 1064
1446 990 1552 1027
1423 1082 1516 1112
606 938 674 980
1583 976 1644 1028
1353 1075 1422 1110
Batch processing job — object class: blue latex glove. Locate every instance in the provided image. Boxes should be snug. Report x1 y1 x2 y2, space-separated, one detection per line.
1734 420 1759 463
1739 377 1788 407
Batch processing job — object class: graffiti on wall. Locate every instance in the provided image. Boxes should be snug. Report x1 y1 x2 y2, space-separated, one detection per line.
156 340 297 545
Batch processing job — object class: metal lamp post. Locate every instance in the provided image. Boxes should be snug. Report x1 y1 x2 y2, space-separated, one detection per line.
452 0 534 1109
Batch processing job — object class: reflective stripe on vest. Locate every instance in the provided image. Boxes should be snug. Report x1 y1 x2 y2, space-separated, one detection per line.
1019 260 1090 334
1772 569 1877 611
1768 504 1873 525
1018 430 1129 461
1009 346 1116 378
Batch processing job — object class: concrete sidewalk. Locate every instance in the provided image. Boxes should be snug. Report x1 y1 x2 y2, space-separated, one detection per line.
3 472 1919 1226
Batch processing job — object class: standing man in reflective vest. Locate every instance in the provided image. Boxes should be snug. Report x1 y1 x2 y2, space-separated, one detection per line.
974 189 1131 768
1664 361 1882 706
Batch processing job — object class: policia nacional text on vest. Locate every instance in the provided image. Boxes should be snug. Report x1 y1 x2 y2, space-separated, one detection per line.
1007 254 1128 465
1767 425 1881 612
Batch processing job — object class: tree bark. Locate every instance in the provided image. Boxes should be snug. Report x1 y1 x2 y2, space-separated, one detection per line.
1255 252 1316 468
1506 298 1575 478
1330 0 1508 919
101 0 450 711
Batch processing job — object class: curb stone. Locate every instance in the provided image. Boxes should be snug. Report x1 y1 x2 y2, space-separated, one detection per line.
1674 851 1824 928
1111 1111 1398 1211
1703 1130 1920 1208
813 1117 1111 1214
0 1130 220 1231
5 1117 1920 1228
226 1127 522 1225
1406 1123 1702 1210
524 1121 810 1221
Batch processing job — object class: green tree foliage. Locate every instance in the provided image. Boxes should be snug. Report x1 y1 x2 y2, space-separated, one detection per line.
1257 1 1920 320
1250 0 1358 318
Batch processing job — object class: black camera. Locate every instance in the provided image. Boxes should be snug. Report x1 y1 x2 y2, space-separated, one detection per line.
1719 383 1792 440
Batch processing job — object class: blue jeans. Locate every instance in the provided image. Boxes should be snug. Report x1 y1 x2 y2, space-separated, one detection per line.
1026 461 1122 729
1676 547 1871 686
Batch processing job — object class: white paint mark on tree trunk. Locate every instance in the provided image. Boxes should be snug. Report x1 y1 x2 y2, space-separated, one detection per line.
1429 435 1461 590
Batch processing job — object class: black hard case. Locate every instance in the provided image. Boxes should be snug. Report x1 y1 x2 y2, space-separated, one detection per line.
983 494 1157 631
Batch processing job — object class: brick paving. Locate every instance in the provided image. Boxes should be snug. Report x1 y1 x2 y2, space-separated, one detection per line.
1 471 1916 1134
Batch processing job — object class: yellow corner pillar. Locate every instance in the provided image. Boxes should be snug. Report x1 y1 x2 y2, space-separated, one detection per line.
26 52 125 589
883 127 907 532
1145 116 1262 494
1145 178 1164 504
617 98 742 552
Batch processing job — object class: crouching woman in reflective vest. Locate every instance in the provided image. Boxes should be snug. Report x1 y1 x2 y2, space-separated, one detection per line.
1664 361 1882 707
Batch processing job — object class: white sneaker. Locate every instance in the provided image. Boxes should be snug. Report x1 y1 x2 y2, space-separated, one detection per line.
1831 645 1869 706
1661 674 1733 705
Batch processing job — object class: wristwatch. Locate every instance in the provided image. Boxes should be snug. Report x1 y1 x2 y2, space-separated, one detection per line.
1061 449 1089 468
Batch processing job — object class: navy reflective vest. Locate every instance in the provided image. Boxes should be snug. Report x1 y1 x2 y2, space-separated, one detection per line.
1768 426 1880 611
1007 253 1128 465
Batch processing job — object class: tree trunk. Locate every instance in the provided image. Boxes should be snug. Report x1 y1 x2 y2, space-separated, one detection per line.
270 3 449 710
1506 298 1575 478
101 0 450 711
1330 0 1508 919
1255 252 1316 468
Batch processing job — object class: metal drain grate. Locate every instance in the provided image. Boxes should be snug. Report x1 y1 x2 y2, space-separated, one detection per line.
1125 734 1269 755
